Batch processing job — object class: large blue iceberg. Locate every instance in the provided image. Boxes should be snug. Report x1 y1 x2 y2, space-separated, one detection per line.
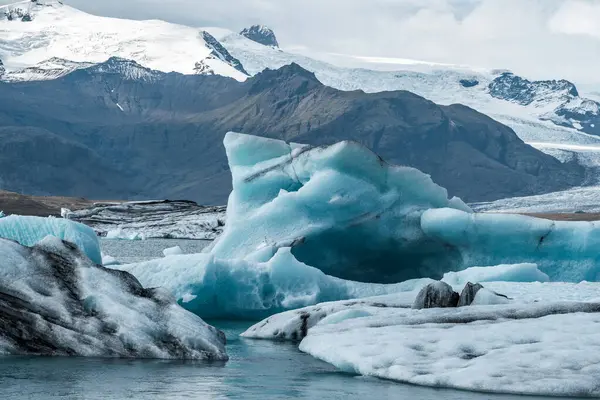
0 215 102 264
115 132 600 319
209 132 471 283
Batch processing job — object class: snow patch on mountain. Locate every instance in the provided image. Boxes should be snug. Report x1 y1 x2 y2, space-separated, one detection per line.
2 57 93 82
0 1 247 81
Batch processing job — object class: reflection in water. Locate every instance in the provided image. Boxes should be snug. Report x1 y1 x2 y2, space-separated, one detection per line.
0 321 581 400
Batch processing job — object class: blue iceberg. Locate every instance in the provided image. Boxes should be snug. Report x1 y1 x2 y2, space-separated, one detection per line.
0 215 102 264
209 132 470 283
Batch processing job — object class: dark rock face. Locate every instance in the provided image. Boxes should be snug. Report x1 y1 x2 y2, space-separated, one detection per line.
0 59 4 78
489 72 579 106
200 30 248 76
0 237 227 359
0 60 585 204
489 72 600 136
240 25 279 47
457 282 484 307
460 79 479 88
413 282 459 309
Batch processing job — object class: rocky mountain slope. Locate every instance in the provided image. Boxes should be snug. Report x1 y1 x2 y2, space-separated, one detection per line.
0 59 584 204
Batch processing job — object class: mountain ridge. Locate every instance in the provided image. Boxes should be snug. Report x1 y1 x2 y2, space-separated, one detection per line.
0 59 584 204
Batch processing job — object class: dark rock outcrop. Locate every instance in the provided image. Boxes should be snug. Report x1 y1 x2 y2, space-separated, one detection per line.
240 25 279 47
489 72 578 106
0 60 585 204
489 72 600 136
0 237 227 359
457 282 484 307
200 30 248 76
413 282 459 309
459 79 479 88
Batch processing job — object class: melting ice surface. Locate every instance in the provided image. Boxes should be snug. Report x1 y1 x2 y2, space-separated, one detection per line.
243 280 600 397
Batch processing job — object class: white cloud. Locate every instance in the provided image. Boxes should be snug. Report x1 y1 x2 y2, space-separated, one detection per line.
549 0 600 39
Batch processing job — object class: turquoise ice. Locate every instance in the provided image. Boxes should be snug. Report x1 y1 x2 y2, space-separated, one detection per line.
0 215 102 264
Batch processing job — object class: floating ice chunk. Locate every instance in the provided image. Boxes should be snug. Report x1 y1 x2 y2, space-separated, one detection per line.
422 208 600 282
101 252 120 266
163 246 183 257
0 237 227 359
298 301 600 397
210 132 472 283
0 215 101 264
443 263 550 286
244 286 600 396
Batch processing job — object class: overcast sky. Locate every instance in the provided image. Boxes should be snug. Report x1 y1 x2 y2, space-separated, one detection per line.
4 0 600 84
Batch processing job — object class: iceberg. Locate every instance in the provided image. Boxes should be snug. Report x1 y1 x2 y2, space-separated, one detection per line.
0 237 227 360
117 247 430 320
422 208 600 282
442 263 550 286
0 215 101 264
243 282 600 397
114 133 600 320
209 132 470 283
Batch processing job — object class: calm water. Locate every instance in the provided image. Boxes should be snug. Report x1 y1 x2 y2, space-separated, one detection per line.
0 240 580 399
100 238 212 263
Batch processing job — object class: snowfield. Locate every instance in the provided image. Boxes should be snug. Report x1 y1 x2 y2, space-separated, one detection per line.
0 1 247 80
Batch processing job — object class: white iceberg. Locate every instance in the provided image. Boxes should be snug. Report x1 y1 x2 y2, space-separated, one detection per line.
243 282 600 396
442 263 549 286
0 236 227 360
163 245 184 257
0 215 101 264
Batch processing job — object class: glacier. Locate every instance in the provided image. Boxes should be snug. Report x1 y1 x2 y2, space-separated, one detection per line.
0 236 227 360
0 215 102 264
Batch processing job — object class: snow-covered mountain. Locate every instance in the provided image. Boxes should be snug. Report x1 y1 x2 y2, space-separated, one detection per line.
0 0 248 81
208 28 600 155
